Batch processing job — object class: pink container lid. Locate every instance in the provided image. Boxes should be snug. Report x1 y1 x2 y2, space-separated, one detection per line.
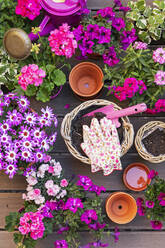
40 0 82 16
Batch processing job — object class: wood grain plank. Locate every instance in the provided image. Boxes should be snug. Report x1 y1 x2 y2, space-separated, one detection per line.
87 0 154 9
0 231 164 248
0 173 26 190
0 193 23 229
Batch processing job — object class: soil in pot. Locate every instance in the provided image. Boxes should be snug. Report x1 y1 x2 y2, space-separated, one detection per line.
142 128 165 156
71 105 123 156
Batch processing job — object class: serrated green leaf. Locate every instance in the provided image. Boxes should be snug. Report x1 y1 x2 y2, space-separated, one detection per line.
24 85 36 97
13 233 23 245
23 237 37 248
36 87 50 102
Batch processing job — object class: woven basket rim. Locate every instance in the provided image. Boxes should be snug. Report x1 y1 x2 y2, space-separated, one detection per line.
135 121 165 163
61 99 134 164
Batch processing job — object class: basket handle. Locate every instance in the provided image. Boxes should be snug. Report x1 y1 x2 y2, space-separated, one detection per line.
61 113 72 141
123 121 134 148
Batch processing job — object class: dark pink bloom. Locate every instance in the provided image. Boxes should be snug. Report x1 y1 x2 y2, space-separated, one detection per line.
65 198 83 213
89 184 106 195
57 226 69 234
136 197 144 207
81 209 98 224
137 206 146 216
150 221 163 230
145 201 154 208
15 0 42 20
54 240 68 248
158 192 165 206
112 17 125 31
77 175 93 190
64 104 70 109
112 227 120 243
88 222 106 230
148 170 158 179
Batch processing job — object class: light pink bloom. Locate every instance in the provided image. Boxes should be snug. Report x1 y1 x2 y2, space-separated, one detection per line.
153 48 165 64
26 175 38 186
154 70 165 85
45 180 54 189
60 179 68 187
133 41 148 50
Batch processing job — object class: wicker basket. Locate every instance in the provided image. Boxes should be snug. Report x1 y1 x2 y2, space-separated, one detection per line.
135 121 165 163
61 99 134 164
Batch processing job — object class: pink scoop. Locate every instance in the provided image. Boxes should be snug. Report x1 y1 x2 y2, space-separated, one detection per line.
83 103 147 128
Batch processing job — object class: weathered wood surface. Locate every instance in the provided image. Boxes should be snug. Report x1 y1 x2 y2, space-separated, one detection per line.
1 0 165 247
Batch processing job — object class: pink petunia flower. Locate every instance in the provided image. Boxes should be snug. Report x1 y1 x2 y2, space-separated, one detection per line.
150 220 163 230
145 200 154 208
148 170 158 179
158 192 165 206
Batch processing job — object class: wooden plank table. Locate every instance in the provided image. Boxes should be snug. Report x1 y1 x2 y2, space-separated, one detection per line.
0 0 165 247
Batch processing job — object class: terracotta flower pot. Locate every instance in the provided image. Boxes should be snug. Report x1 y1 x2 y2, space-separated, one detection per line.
106 192 137 224
123 163 151 191
69 62 104 100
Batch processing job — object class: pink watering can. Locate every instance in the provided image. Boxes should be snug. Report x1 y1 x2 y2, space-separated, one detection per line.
3 0 87 60
83 103 147 128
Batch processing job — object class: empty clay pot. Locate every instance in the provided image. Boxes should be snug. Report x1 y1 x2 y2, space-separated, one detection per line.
106 192 137 224
69 62 104 99
123 163 151 191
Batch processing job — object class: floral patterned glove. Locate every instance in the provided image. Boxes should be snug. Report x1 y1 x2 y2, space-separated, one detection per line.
81 117 122 175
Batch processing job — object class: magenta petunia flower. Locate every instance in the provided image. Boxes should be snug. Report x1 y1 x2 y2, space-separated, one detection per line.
54 240 68 248
103 46 120 67
81 209 98 224
145 201 154 208
98 26 111 44
137 206 146 216
77 175 93 190
148 170 158 179
89 184 106 195
65 198 83 213
112 17 125 31
136 197 144 207
158 192 165 206
88 222 106 230
150 220 163 230
112 227 120 243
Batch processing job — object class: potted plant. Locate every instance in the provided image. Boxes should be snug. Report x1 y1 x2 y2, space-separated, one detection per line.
0 93 58 178
73 0 137 66
136 170 165 230
125 0 165 44
5 161 119 248
104 43 165 112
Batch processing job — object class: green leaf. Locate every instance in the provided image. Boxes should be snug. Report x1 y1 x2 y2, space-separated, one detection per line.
125 21 134 31
23 237 37 248
150 28 161 40
0 65 8 74
138 31 151 43
136 18 147 29
36 87 50 102
5 212 20 232
137 0 146 11
25 85 37 97
153 0 165 10
126 11 141 21
13 233 23 245
0 76 8 84
143 7 152 17
53 69 66 86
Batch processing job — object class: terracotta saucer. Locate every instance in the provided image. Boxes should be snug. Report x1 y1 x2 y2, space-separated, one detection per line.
106 192 137 224
123 163 151 191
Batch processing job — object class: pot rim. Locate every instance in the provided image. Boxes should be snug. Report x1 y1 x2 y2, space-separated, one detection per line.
69 62 104 97
123 162 151 192
105 192 137 224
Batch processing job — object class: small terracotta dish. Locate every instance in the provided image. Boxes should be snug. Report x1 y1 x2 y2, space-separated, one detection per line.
123 163 151 191
106 192 137 224
69 62 104 100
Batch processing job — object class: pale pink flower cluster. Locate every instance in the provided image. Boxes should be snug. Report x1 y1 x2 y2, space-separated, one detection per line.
15 0 42 20
154 70 165 85
48 23 77 58
18 64 46 91
153 48 165 64
45 180 61 196
18 211 45 240
133 41 148 50
23 160 68 206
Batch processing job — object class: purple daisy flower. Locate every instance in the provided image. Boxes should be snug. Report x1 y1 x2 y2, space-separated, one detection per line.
0 107 4 116
40 138 50 151
77 175 93 190
7 110 22 126
158 192 165 206
21 150 32 162
35 150 44 162
0 133 11 143
98 27 111 44
112 17 125 31
39 117 49 127
22 140 33 151
41 106 54 121
150 220 163 230
17 95 30 112
49 132 57 145
24 112 36 126
4 163 18 179
81 209 98 224
0 121 10 133
19 126 31 140
5 148 18 163
5 93 17 100
145 200 154 208
65 198 83 213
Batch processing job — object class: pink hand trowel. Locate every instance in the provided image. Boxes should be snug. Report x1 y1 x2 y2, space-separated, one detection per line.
83 103 147 128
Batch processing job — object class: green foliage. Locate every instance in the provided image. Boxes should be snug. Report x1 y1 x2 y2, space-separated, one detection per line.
5 212 20 232
145 176 165 221
125 0 165 43
104 45 165 108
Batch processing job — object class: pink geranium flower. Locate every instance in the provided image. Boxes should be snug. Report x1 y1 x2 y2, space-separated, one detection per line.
148 170 158 179
15 0 42 20
48 23 77 58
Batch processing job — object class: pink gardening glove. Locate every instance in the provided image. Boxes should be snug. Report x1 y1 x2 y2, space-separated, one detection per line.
81 117 122 175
